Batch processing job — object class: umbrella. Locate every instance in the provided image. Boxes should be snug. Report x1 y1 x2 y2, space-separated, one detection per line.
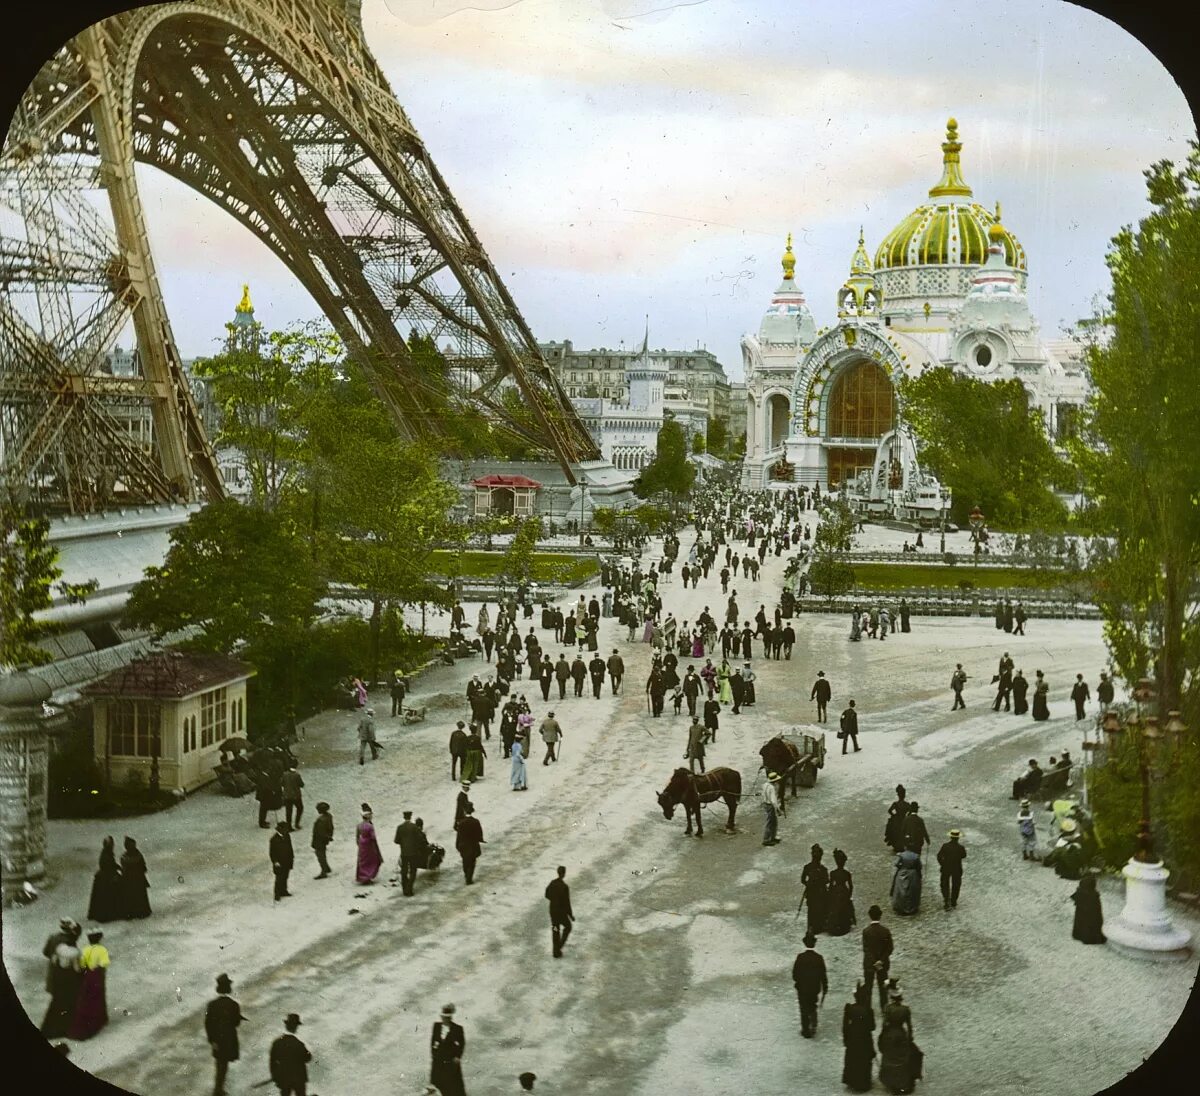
220 737 249 754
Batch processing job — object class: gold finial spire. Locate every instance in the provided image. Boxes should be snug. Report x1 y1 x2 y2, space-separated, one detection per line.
849 226 872 275
995 199 1002 220
235 283 253 313
781 233 795 281
928 116 973 199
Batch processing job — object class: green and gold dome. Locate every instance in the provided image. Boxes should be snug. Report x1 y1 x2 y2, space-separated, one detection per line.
874 119 1026 273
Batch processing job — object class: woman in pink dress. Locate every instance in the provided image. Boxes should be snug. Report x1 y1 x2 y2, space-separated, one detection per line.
691 630 705 658
355 805 383 884
352 678 368 708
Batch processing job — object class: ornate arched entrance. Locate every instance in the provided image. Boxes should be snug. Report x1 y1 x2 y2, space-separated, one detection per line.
824 358 896 486
767 393 791 451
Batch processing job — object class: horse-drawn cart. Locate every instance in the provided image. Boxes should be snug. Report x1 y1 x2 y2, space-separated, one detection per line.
759 728 827 801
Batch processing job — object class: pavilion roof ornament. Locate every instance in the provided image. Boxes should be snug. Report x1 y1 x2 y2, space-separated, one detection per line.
781 233 796 281
928 116 973 199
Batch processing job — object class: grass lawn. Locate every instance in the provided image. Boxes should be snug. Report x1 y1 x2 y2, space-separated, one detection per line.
850 562 1083 592
428 550 599 586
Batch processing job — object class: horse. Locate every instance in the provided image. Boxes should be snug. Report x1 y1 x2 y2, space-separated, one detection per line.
759 736 802 801
656 766 741 837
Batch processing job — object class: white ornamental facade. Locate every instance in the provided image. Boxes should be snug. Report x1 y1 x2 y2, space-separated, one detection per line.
740 118 1090 502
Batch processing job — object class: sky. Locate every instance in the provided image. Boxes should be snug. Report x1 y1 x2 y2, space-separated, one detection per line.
123 0 1194 378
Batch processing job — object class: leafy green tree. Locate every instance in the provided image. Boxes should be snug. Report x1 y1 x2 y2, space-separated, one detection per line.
501 517 543 588
808 497 857 602
192 321 342 511
636 418 695 504
899 368 1071 527
1 509 61 667
1073 141 1200 718
691 432 706 454
707 416 728 457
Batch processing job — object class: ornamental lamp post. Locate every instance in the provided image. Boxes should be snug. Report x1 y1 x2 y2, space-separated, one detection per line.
1099 697 1192 960
577 474 589 547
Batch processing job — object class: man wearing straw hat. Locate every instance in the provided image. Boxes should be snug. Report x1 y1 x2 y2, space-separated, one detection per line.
936 829 967 910
761 770 782 847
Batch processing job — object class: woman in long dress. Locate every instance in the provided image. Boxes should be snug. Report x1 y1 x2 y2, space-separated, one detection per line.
563 612 577 646
68 929 109 1040
826 849 856 936
477 603 490 634
40 927 82 1038
800 844 830 935
717 659 734 705
878 992 918 1094
890 850 922 916
842 982 876 1093
510 737 528 791
691 631 705 658
1071 873 1106 943
884 787 909 853
355 806 383 884
461 726 486 782
1031 671 1050 721
119 836 151 919
86 836 123 923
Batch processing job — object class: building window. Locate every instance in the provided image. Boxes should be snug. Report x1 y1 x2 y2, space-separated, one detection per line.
199 687 228 748
108 700 162 758
827 360 895 439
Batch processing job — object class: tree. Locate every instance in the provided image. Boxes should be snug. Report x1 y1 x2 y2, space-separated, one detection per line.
691 431 706 454
192 321 342 511
899 368 1072 527
636 418 695 505
707 416 728 457
501 517 543 589
0 509 61 667
808 497 857 602
1073 142 1200 720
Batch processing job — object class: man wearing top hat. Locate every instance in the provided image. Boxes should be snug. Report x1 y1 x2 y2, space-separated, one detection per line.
270 820 295 901
394 810 424 897
936 829 967 910
269 1013 311 1096
430 1003 467 1096
205 973 244 1096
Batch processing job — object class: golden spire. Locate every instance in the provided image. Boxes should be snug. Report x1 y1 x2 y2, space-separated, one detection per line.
235 283 253 314
995 199 1002 221
928 116 973 199
781 233 795 281
849 226 872 275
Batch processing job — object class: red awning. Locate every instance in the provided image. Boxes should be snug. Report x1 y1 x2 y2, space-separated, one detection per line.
470 474 542 488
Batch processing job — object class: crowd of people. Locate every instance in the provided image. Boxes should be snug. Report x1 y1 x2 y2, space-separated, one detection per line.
28 479 1120 1096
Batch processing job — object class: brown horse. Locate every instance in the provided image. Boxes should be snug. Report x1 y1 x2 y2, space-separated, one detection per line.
656 766 741 837
759 736 802 802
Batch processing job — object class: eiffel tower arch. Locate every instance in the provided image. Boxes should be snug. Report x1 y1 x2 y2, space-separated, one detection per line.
1 0 599 513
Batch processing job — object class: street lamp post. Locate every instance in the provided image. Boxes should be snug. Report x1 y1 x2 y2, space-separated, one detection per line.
1099 680 1192 959
577 475 588 547
938 486 950 555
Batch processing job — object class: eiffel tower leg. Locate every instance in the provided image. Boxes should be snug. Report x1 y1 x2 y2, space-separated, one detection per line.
79 25 222 502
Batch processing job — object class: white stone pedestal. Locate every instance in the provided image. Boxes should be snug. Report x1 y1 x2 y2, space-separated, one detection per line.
1104 858 1193 960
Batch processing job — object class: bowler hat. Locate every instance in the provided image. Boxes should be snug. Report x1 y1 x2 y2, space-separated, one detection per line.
285 1013 301 1029
216 973 233 992
441 1003 456 1015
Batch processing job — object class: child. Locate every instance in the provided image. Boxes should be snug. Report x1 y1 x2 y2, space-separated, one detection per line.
671 685 684 715
1017 799 1038 860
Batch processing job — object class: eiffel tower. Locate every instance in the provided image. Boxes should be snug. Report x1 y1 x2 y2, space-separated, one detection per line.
0 0 599 513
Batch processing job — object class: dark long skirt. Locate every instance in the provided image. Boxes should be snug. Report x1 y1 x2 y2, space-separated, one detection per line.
41 967 83 1039
805 888 829 935
68 968 108 1040
826 881 855 936
878 1026 915 1094
843 1041 875 1092
87 869 123 924
120 867 151 918
431 1058 466 1096
1013 692 1029 715
1071 887 1106 944
1032 691 1050 721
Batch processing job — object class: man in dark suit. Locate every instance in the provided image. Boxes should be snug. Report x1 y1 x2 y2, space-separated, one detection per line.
861 904 894 1012
902 802 930 853
937 829 968 910
839 700 861 754
607 649 624 695
205 973 244 1096
791 933 827 1038
588 654 606 699
682 666 702 718
393 810 424 897
455 803 484 885
993 653 1014 711
810 671 831 722
570 655 587 697
545 865 576 958
430 1004 466 1096
269 821 294 901
310 802 333 879
269 1013 311 1096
